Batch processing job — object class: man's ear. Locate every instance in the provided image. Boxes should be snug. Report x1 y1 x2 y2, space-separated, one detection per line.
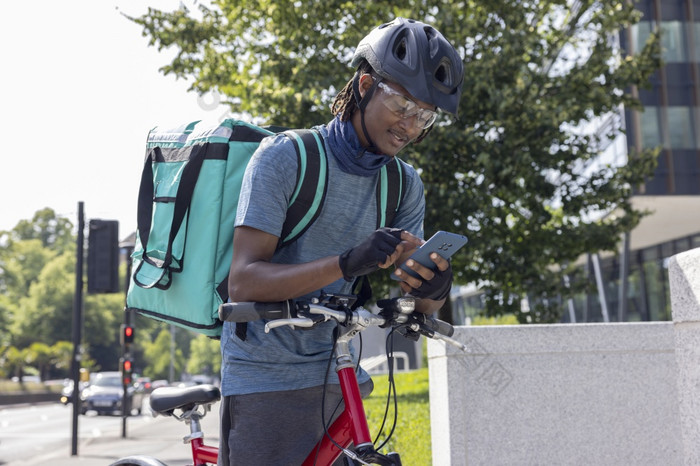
357 73 373 99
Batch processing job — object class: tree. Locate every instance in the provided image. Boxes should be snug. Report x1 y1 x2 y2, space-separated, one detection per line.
2 345 29 380
129 0 661 322
0 295 14 347
26 342 52 381
186 334 221 377
83 292 126 371
143 328 185 380
1 208 74 253
11 252 75 348
0 210 134 376
0 239 56 299
0 209 71 347
50 341 74 379
9 244 123 371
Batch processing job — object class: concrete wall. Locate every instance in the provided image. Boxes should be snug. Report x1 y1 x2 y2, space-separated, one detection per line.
429 247 700 465
670 247 700 464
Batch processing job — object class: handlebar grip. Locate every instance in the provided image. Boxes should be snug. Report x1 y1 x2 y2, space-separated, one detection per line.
218 301 292 323
421 315 455 337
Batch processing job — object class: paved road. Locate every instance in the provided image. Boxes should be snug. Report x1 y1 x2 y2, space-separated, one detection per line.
0 401 221 466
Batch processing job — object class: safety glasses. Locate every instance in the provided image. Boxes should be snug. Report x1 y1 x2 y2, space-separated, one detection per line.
377 81 438 129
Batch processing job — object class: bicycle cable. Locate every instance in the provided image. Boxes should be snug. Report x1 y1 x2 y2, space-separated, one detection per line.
374 328 399 450
315 322 347 465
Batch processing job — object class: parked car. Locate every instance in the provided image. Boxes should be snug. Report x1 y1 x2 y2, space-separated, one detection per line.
134 376 153 393
79 371 145 415
150 379 169 390
59 379 90 405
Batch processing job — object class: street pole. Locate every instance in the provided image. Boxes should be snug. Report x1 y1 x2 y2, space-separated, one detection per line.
169 324 175 383
120 237 135 438
70 202 85 456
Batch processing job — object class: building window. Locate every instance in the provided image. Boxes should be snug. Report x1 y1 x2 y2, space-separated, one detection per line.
666 106 695 148
660 21 687 63
639 107 661 148
691 22 700 62
630 21 652 55
631 20 692 63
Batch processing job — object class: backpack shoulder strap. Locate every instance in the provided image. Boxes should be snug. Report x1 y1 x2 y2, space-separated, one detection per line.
235 128 327 341
377 157 406 228
278 129 328 248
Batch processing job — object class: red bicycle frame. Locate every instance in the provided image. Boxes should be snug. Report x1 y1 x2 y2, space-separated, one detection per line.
190 437 218 466
303 365 372 465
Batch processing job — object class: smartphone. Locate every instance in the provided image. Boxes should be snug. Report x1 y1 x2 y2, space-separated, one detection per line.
391 230 468 280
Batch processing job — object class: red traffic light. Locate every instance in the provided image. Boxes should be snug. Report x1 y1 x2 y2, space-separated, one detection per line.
122 357 133 385
122 325 134 345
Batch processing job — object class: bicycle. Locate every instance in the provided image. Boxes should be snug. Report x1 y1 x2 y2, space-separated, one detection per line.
111 294 468 466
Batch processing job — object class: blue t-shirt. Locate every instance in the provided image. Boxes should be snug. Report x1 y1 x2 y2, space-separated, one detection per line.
220 121 425 396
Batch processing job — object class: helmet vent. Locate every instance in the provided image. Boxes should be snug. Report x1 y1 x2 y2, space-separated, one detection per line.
435 65 447 84
394 38 408 61
435 58 454 87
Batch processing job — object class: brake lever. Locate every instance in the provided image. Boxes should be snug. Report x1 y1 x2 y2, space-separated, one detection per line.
432 333 470 352
264 318 315 333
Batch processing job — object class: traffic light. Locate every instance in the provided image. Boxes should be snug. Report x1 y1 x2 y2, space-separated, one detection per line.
122 324 134 345
87 219 120 293
121 357 133 385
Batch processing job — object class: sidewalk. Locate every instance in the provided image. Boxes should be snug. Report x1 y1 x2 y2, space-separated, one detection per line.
12 404 221 466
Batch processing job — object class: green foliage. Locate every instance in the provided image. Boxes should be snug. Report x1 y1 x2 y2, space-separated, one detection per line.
0 346 29 379
2 207 75 252
83 291 125 371
472 313 520 325
129 0 661 322
186 334 222 376
0 209 123 378
0 340 75 380
143 328 186 380
0 239 56 299
0 209 209 380
11 252 75 348
365 368 431 464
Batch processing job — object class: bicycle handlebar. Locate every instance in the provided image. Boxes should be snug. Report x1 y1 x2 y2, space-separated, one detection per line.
409 311 455 337
218 300 295 322
218 295 465 350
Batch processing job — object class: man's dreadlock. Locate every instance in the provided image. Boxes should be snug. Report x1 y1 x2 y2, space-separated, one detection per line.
331 60 373 122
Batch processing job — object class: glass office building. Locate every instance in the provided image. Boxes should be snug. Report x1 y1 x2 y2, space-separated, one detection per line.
594 0 700 323
624 0 700 196
453 0 700 325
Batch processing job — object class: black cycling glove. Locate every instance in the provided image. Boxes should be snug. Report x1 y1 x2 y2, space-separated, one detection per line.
339 228 403 281
409 262 453 301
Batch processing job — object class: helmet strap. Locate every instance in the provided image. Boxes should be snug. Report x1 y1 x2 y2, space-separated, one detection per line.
352 72 382 155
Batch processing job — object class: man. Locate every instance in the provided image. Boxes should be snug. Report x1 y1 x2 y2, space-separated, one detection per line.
219 17 464 465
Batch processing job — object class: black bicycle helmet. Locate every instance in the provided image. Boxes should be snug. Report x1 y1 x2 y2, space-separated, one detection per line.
352 17 464 115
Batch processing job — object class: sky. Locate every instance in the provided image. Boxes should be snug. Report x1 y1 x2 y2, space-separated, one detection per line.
0 1 229 238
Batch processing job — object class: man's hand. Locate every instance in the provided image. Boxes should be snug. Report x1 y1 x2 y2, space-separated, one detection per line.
338 228 421 281
394 252 453 301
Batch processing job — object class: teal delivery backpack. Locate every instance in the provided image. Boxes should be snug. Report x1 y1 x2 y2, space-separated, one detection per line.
126 118 406 338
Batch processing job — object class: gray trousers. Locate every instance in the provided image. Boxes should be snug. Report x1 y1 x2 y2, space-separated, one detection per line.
218 380 373 466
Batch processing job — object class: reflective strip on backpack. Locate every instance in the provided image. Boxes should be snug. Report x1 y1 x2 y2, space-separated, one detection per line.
282 130 327 244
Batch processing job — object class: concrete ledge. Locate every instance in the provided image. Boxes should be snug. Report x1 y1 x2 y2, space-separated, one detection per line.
429 322 682 465
671 247 700 464
428 247 700 465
